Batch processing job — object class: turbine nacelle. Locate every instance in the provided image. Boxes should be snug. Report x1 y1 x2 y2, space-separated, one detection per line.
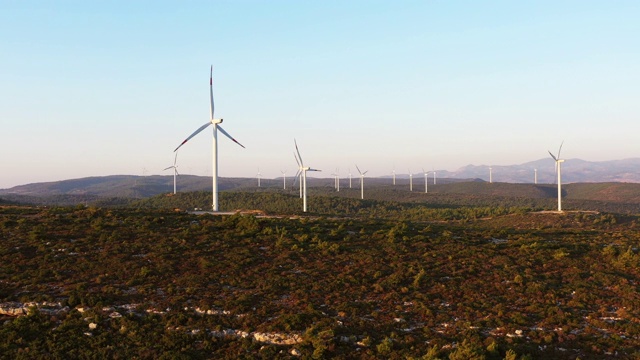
212 118 223 124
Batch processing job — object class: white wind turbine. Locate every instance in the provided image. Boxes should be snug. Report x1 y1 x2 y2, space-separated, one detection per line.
392 168 396 185
348 168 352 188
534 168 538 184
422 168 429 193
548 141 565 212
489 167 493 184
331 168 340 192
174 66 245 212
281 170 287 190
356 165 368 200
256 168 262 187
433 169 437 185
409 169 413 192
163 152 179 195
293 139 321 212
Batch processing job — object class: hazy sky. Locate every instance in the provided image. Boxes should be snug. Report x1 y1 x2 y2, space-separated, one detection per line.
1 1 638 188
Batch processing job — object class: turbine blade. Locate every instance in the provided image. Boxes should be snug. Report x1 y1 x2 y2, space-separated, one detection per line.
355 165 362 175
173 152 178 166
292 170 302 186
210 65 214 120
174 121 212 152
308 168 321 172
294 152 301 167
163 166 173 171
294 139 304 166
548 150 557 161
363 170 368 175
175 169 180 176
218 125 245 148
557 140 564 159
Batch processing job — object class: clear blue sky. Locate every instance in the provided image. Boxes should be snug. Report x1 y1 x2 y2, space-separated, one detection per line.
1 0 638 188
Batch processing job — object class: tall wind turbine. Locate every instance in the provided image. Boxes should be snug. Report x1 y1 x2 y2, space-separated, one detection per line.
548 141 565 212
422 168 428 193
409 169 413 192
294 139 320 212
489 167 493 184
174 66 245 212
163 152 179 195
534 168 538 184
256 168 262 187
281 170 287 190
356 165 368 200
348 168 352 188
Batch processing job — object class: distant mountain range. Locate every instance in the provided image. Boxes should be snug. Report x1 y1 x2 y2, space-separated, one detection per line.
445 158 640 183
1 158 639 201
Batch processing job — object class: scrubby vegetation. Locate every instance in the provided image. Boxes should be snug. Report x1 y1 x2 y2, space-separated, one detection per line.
1 197 639 358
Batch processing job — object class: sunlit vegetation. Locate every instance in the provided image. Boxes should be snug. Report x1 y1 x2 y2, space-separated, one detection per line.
1 200 639 358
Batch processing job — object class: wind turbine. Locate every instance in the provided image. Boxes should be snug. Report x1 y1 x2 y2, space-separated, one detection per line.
433 170 437 185
348 168 352 188
489 167 493 184
163 152 179 195
548 141 565 212
281 170 287 190
356 165 368 200
392 168 396 185
534 168 538 184
174 66 245 212
256 168 262 187
294 139 320 212
331 168 340 192
409 169 413 192
422 168 428 193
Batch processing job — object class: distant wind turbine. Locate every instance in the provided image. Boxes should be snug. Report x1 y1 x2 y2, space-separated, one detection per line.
534 168 538 184
422 168 428 193
433 170 437 185
294 139 321 212
548 141 565 212
281 170 287 190
392 168 396 186
356 165 368 200
489 167 493 184
174 66 245 212
331 168 340 192
348 168 352 188
409 169 413 192
256 168 262 187
163 152 179 194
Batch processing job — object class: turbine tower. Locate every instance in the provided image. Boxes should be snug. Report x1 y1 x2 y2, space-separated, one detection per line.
356 165 368 200
331 168 340 192
534 168 538 184
548 141 565 212
392 168 396 185
409 169 413 192
174 66 245 212
281 170 287 190
489 167 493 184
256 168 262 187
294 153 303 198
294 139 320 212
348 168 352 188
422 168 428 193
433 170 437 185
163 152 179 195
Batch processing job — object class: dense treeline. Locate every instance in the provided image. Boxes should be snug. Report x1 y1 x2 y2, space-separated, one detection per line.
1 205 639 358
